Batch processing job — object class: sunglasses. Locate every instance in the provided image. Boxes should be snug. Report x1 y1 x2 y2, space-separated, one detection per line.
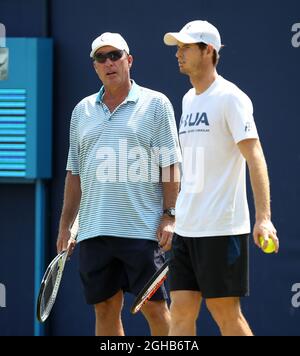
93 50 124 63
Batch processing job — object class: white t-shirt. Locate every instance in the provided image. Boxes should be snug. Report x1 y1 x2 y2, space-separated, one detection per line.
175 75 259 237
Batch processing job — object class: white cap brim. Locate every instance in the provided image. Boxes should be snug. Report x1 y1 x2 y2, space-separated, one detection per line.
164 32 199 46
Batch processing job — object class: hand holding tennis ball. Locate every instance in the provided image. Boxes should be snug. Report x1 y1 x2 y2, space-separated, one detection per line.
259 236 276 254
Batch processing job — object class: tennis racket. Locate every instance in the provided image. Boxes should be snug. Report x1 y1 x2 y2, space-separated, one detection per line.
36 214 79 323
130 260 169 314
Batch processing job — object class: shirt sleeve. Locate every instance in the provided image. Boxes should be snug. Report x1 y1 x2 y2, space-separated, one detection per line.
66 106 80 175
151 95 182 168
225 91 259 144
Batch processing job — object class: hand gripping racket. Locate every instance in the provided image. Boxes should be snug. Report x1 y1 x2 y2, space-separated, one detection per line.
130 260 169 314
36 214 79 323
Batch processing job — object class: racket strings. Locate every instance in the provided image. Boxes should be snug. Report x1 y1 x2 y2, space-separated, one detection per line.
145 274 168 301
131 264 169 314
39 255 66 321
37 214 79 323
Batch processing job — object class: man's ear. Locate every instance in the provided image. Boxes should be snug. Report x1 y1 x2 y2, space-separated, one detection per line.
128 54 133 69
93 61 99 74
206 44 215 55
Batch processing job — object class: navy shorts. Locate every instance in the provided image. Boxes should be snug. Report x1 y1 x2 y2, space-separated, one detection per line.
169 233 249 298
79 236 168 305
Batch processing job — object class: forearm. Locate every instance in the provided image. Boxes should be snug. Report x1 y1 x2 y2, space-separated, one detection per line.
59 171 81 231
157 164 180 251
161 163 180 209
247 146 271 221
238 139 278 250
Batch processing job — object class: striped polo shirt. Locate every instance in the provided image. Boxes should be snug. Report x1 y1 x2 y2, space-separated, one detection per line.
66 81 181 242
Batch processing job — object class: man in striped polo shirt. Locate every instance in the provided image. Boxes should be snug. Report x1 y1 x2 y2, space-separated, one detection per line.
56 32 181 336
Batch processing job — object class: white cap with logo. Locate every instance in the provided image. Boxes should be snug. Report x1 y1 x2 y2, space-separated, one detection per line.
164 20 222 53
90 32 130 58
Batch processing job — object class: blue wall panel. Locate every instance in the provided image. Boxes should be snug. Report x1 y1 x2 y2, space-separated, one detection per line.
0 184 35 335
0 38 53 180
0 0 299 335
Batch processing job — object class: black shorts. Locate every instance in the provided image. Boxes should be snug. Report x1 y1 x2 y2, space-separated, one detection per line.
79 236 168 305
169 233 249 298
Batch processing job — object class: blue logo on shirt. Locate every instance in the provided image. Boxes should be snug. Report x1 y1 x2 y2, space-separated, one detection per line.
180 112 209 129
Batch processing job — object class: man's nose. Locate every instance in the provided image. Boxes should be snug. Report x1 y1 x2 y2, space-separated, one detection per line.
105 58 114 65
176 48 181 58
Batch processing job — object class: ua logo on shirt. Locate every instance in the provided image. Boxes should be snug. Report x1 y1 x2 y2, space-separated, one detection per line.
180 112 209 129
245 122 252 132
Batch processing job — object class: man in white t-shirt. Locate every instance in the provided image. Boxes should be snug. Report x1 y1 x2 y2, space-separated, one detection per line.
163 20 279 336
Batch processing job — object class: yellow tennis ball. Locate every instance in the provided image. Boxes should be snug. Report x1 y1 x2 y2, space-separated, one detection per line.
259 236 276 254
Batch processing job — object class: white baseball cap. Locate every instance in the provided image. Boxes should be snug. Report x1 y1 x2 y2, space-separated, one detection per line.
90 32 130 58
164 20 222 53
